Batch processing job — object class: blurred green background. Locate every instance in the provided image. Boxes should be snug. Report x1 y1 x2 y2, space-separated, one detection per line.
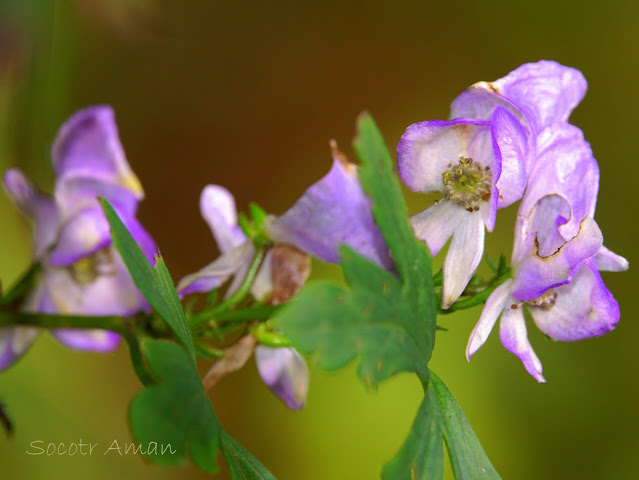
0 1 637 479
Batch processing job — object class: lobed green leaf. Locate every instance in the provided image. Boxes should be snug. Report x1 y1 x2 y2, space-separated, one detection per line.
129 340 221 472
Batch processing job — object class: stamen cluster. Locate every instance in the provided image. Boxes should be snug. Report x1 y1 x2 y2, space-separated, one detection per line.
442 157 492 212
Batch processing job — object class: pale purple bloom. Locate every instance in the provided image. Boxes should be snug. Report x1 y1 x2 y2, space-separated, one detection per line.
466 193 626 382
398 106 528 307
450 60 587 139
1 106 155 370
178 142 389 408
255 346 309 410
178 142 392 298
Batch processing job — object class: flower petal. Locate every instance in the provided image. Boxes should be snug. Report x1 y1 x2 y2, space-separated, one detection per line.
267 143 392 269
200 185 246 254
442 211 485 308
499 305 545 382
3 168 60 259
466 279 513 359
519 123 598 239
52 106 143 210
596 246 629 272
397 119 491 193
530 260 619 341
451 60 587 134
52 330 121 352
43 251 148 317
48 206 112 266
178 242 252 296
512 216 603 302
410 202 465 256
490 106 528 210
255 345 309 410
0 327 40 371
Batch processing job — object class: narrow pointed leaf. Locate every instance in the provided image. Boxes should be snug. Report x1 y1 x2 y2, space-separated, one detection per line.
354 113 436 326
432 372 501 480
382 382 444 480
221 431 278 480
100 198 195 361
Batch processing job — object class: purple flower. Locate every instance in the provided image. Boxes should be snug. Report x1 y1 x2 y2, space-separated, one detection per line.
398 106 528 307
266 141 393 269
466 125 627 381
1 106 156 370
255 346 309 410
178 142 389 408
450 60 587 139
178 141 391 299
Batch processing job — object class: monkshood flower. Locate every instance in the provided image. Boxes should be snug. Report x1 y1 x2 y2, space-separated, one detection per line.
466 127 627 381
450 60 587 142
178 142 391 408
1 106 156 370
398 106 528 307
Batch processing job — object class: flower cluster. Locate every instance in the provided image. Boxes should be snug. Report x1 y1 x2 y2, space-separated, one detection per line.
1 60 628 405
2 106 156 370
399 61 628 381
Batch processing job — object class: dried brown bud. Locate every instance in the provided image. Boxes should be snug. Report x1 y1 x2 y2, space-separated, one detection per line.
266 244 311 305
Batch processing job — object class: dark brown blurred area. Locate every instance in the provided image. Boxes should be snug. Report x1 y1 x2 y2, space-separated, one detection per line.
1 1 638 479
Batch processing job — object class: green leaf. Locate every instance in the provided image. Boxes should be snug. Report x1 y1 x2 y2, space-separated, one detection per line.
274 246 430 387
221 431 277 480
432 372 501 480
382 382 444 480
100 198 195 361
0 398 13 438
354 113 435 316
129 339 221 472
383 373 501 480
273 113 436 385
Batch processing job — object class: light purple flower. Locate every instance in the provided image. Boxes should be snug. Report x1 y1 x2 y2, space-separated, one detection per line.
255 346 309 410
398 106 528 307
450 60 587 139
1 106 155 370
178 142 389 408
266 141 393 269
466 192 626 382
178 141 392 298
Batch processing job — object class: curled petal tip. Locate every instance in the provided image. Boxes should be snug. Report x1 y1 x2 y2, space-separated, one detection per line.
329 140 356 174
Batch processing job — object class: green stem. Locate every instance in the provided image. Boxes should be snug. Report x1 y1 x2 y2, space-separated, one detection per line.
121 332 156 386
190 247 266 328
0 311 128 330
438 269 512 314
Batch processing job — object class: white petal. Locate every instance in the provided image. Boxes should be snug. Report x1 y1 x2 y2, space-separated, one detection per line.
466 279 513 359
442 212 485 308
177 242 252 295
410 202 465 256
200 185 246 254
499 306 545 382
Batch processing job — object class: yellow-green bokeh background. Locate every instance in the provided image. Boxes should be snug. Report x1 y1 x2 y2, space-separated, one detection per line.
0 1 637 479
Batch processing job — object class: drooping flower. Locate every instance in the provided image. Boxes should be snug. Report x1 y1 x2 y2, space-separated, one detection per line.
398 106 528 307
1 106 156 370
178 141 391 299
465 124 627 381
178 142 390 408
